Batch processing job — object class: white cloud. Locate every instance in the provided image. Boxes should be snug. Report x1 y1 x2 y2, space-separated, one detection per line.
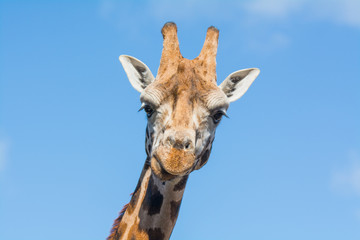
246 32 291 53
98 0 359 54
244 0 360 28
312 0 360 28
332 150 360 196
99 0 117 19
244 0 305 19
149 0 211 20
99 0 360 29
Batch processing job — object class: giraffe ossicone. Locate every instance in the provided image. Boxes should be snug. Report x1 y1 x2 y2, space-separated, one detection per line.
108 22 260 240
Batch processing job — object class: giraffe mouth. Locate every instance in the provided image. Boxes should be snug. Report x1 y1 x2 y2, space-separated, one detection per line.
151 155 178 180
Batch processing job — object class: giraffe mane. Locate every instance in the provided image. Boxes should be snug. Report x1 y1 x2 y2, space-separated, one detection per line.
107 203 129 240
107 161 150 240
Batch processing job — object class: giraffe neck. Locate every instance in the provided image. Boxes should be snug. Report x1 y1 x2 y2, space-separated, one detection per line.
108 159 188 240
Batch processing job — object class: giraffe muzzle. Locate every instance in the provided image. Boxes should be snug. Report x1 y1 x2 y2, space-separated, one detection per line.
151 144 196 179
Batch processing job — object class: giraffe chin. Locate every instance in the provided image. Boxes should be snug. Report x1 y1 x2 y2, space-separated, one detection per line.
150 156 177 180
150 153 194 181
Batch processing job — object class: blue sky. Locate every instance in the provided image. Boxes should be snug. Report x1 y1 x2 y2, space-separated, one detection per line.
0 0 359 239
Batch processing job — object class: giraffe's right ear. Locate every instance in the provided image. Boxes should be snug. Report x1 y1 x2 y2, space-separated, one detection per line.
119 55 155 92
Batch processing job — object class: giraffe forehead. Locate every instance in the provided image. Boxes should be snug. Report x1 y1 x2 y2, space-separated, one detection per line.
143 74 225 110
141 59 228 111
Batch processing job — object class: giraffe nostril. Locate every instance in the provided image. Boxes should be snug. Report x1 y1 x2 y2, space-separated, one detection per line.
166 134 193 150
167 136 175 146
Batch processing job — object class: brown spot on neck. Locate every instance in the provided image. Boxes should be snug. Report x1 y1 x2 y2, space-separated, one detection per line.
173 175 188 191
142 175 164 216
148 228 165 240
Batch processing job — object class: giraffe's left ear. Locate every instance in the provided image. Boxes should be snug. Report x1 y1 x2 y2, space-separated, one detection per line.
219 68 260 102
119 55 155 92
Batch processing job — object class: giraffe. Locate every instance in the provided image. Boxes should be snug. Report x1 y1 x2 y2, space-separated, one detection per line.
107 22 260 240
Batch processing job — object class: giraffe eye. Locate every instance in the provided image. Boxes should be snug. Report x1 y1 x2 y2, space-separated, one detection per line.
212 110 228 124
142 104 154 118
138 103 155 118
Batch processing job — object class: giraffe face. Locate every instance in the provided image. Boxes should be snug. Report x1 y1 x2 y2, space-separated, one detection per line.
119 24 260 180
140 60 229 179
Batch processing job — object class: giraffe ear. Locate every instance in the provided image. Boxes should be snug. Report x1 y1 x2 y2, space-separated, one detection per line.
219 68 260 102
119 55 155 92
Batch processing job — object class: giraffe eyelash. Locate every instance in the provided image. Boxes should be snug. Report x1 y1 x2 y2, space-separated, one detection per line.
138 103 146 112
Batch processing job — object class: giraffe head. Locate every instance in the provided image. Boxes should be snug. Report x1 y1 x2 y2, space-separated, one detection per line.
120 23 259 180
